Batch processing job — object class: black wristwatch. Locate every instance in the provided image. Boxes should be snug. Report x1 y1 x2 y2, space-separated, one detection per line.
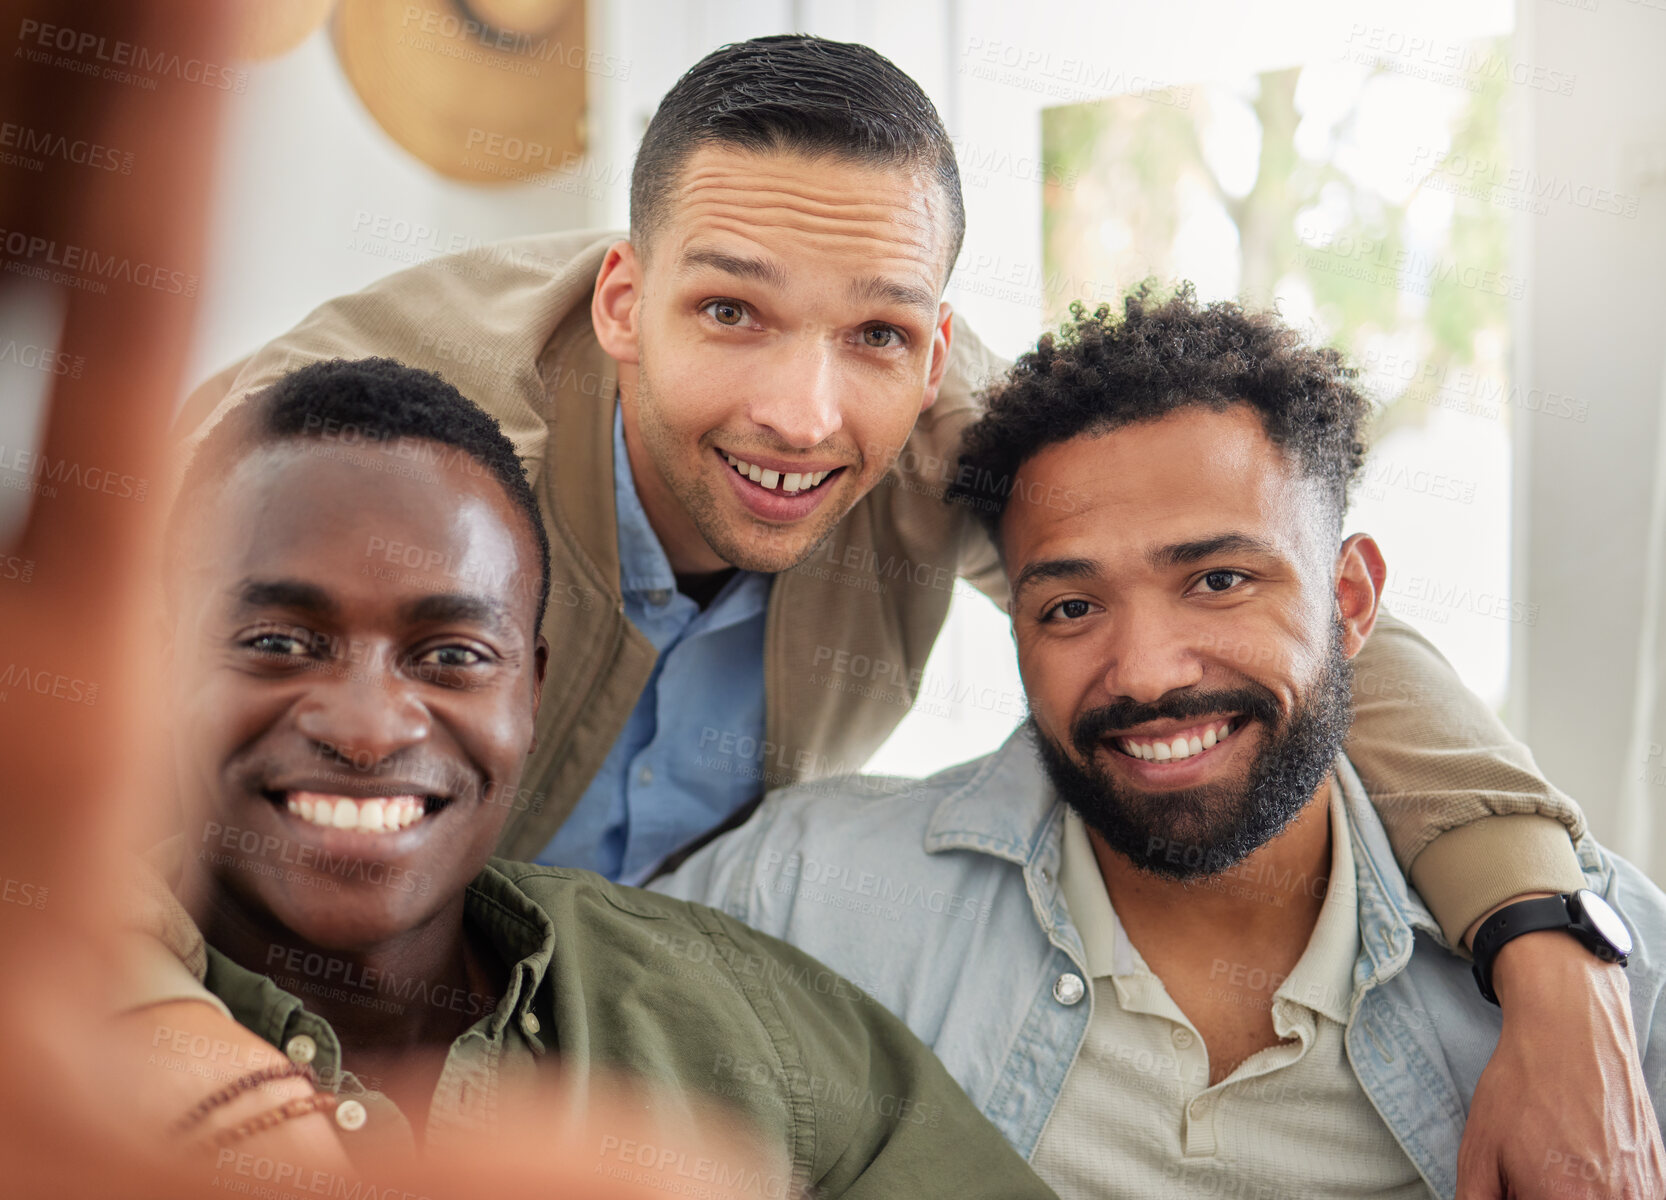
1471 889 1632 1005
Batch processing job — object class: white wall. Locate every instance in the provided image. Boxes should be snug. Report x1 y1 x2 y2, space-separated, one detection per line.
187 26 596 387
1515 0 1666 861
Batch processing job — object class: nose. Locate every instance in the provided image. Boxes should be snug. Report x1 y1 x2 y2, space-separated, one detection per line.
746 339 843 450
1098 602 1206 705
294 653 431 770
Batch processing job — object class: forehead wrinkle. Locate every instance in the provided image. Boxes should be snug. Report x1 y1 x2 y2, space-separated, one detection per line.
677 183 936 225
674 170 941 253
679 197 938 248
684 214 941 279
674 155 937 206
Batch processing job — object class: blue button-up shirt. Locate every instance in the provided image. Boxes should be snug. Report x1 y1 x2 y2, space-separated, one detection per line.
657 731 1666 1198
533 408 770 883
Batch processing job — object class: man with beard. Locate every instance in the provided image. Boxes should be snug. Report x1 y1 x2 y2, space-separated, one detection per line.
655 287 1666 1197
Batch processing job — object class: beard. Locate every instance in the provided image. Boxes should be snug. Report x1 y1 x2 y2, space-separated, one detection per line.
1031 620 1354 881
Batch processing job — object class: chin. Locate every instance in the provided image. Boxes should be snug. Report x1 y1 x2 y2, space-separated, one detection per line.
254 880 427 952
710 522 827 575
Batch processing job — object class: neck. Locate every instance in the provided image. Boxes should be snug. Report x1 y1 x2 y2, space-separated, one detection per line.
617 381 727 575
185 877 491 1057
1091 781 1335 961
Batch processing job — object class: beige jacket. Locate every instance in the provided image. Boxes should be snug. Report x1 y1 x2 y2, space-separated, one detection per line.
175 228 1584 944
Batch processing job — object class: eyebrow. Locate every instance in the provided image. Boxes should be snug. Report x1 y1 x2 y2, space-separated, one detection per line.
232 578 337 617
1011 557 1102 605
848 274 938 318
676 246 789 290
231 579 517 634
1147 533 1282 571
400 592 516 634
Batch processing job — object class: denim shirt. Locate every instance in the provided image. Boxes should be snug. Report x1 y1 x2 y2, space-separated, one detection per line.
656 729 1666 1199
535 407 770 883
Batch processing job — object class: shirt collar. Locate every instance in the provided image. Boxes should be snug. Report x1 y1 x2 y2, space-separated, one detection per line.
927 731 1439 984
1330 754 1443 967
923 725 1060 864
1268 779 1359 1024
202 862 559 1087
611 403 678 597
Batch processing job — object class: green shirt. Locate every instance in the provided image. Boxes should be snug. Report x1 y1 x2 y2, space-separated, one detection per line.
202 858 1055 1199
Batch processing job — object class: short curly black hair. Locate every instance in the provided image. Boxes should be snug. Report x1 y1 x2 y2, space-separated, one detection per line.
948 283 1370 542
169 357 551 627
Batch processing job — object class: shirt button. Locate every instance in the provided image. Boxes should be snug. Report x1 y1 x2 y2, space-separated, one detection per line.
1053 973 1086 1006
284 1034 317 1066
645 589 672 606
1039 867 1054 885
1173 1028 1195 1049
638 765 654 785
521 1011 542 1036
334 1099 367 1132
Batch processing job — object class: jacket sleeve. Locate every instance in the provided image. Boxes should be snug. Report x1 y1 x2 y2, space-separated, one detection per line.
1349 610 1587 945
166 229 621 478
703 909 1057 1200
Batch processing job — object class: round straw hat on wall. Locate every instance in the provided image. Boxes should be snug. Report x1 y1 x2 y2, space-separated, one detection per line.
331 0 587 184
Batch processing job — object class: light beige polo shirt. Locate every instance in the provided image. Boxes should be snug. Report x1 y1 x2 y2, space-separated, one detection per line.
1031 781 1429 1197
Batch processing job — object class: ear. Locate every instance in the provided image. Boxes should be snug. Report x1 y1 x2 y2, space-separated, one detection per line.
590 240 642 366
918 302 955 415
1335 533 1386 658
526 634 550 755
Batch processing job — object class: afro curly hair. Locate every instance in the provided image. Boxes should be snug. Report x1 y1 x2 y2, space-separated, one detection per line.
947 283 1371 546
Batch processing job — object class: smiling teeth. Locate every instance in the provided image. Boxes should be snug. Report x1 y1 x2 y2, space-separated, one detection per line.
726 455 831 495
285 791 424 833
1119 721 1235 762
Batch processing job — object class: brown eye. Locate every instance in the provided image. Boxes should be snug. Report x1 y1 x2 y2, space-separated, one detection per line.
416 646 485 668
705 300 746 326
862 326 901 348
1044 599 1092 622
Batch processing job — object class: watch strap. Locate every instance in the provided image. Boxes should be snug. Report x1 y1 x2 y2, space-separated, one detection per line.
1471 894 1576 1005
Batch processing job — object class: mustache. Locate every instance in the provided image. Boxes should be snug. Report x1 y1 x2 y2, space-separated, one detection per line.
1070 686 1282 758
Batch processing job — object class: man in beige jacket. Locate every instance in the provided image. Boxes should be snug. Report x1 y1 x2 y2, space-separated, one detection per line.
160 33 1655 1189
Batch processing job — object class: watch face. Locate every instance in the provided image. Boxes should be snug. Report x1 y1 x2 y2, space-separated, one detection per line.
1573 890 1633 958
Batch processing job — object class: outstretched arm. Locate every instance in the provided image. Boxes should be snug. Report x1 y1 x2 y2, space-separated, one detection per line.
1349 612 1662 1199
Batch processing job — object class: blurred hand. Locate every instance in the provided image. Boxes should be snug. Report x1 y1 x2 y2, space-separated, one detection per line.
0 4 787 1197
